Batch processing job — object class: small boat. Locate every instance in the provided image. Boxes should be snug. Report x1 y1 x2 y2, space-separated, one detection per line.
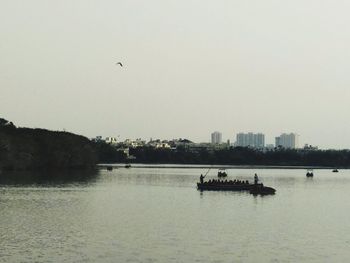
106 166 113 171
125 164 131 168
217 169 227 177
306 169 314 177
332 169 339 173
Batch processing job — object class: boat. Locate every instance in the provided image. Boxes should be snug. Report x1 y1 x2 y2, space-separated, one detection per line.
197 179 276 195
125 164 131 168
106 166 113 171
332 169 339 173
217 169 227 177
306 169 314 177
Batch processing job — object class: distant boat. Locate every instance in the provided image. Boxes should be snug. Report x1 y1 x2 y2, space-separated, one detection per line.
125 164 131 168
217 169 227 177
306 169 314 177
106 166 113 171
332 169 339 173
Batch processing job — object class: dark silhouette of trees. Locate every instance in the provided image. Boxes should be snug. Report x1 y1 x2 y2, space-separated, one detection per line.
129 146 350 167
0 118 128 171
0 125 98 170
93 141 127 163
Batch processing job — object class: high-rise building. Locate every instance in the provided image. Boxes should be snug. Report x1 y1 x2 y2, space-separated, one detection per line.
275 136 281 147
235 132 265 148
275 133 299 149
211 131 222 144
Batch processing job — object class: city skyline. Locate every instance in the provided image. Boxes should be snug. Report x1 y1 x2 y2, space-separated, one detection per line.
95 131 304 149
2 1 350 149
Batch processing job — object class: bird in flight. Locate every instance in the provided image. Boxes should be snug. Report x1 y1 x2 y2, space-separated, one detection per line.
116 62 123 67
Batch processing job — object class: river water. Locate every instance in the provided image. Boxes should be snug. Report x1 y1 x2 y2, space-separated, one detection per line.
1 167 350 262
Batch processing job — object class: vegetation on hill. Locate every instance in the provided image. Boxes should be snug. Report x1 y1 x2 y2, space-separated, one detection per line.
0 119 94 170
0 118 125 171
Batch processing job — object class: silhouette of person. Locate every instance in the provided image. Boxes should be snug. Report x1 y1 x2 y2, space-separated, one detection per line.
200 174 204 184
254 173 259 185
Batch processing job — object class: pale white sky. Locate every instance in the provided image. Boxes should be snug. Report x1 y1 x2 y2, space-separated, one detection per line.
1 0 350 148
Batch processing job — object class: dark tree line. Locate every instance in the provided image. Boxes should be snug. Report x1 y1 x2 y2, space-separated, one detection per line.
93 141 127 163
129 146 350 167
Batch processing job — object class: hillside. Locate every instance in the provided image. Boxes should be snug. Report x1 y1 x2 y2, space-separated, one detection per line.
0 118 97 170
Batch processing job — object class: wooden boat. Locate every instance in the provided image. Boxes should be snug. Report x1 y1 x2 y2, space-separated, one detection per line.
125 164 131 168
197 180 276 195
217 169 227 177
332 169 339 173
106 166 113 171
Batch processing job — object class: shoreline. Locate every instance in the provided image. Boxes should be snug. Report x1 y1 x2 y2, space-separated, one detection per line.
98 163 345 169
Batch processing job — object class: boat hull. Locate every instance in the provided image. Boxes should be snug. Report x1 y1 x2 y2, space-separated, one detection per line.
197 183 255 191
197 182 276 195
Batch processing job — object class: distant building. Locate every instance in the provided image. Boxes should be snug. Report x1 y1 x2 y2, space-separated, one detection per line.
275 136 281 148
105 137 118 145
148 139 172 149
235 132 265 148
303 144 318 151
275 133 299 149
211 131 222 144
168 138 194 149
155 142 171 149
124 138 146 148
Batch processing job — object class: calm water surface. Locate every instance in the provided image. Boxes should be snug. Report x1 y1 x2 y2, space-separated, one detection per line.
1 167 350 262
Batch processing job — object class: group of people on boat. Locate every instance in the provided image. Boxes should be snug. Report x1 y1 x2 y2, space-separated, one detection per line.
206 179 250 185
198 172 275 194
200 173 259 186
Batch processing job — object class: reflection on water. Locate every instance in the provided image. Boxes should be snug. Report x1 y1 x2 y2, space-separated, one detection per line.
0 169 99 186
1 167 350 262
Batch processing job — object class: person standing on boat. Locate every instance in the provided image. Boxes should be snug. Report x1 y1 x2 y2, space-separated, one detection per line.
254 173 259 185
200 174 204 184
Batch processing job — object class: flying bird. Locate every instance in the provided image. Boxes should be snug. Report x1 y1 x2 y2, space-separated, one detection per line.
116 62 123 67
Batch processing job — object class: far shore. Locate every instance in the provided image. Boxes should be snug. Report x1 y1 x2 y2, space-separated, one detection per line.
98 163 346 169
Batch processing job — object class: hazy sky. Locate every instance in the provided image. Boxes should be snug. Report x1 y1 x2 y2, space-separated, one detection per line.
1 0 350 148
